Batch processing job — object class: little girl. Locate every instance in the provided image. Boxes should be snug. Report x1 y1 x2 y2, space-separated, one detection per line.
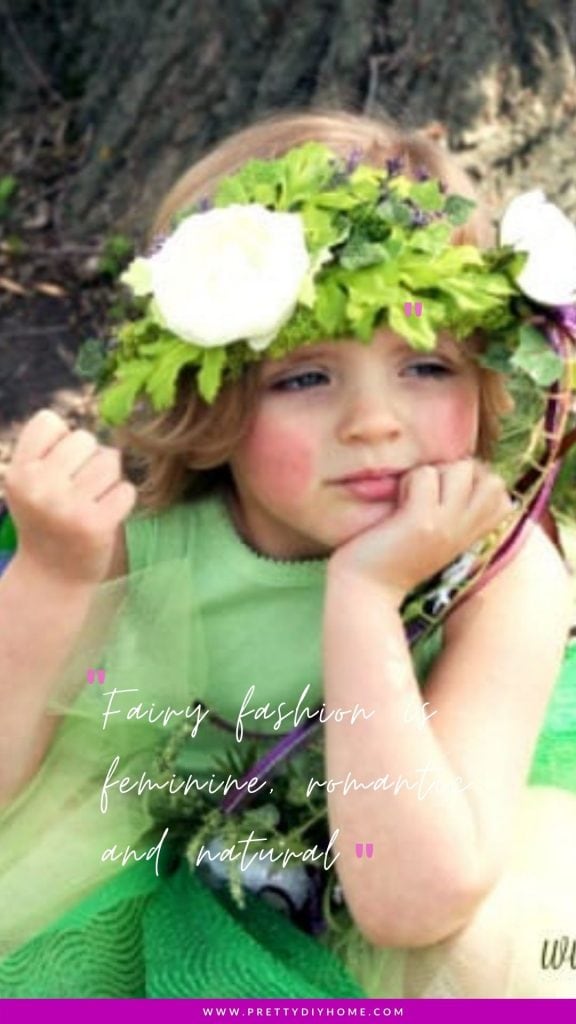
0 109 575 1000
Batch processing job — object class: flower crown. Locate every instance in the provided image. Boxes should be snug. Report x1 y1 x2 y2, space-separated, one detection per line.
76 142 576 426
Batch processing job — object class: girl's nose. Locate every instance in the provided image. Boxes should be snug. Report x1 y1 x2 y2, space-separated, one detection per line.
337 384 405 445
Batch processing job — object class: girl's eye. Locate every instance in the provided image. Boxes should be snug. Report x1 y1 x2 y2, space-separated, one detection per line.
404 362 454 379
270 370 330 392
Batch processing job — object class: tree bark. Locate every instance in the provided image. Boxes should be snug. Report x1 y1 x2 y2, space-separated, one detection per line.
2 0 576 238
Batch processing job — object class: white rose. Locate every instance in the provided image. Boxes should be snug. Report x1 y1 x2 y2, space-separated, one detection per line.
144 204 311 349
499 189 576 306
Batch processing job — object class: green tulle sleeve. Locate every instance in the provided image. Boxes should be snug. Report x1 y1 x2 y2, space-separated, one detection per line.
0 557 210 957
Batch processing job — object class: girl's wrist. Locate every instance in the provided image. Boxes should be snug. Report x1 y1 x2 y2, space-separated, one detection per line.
9 549 99 596
326 557 408 610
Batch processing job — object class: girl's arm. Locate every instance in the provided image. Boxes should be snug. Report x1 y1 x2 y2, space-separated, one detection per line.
0 554 99 805
322 466 573 948
0 529 128 808
0 408 134 807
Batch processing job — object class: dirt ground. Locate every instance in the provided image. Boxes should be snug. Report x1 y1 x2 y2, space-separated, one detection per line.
0 108 125 496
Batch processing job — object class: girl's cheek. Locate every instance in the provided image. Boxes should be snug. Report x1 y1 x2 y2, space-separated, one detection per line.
421 392 479 460
241 418 316 501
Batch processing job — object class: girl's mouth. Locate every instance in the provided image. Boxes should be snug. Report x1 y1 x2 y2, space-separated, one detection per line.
337 476 401 502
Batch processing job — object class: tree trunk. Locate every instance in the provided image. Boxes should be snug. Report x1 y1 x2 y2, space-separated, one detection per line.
2 0 576 238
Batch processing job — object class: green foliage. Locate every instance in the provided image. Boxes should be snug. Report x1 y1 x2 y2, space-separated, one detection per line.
97 326 202 426
86 142 574 444
552 429 576 520
74 338 110 383
144 716 346 917
197 346 227 403
0 508 17 553
511 325 565 385
0 176 18 219
492 372 546 486
443 194 477 225
98 234 134 278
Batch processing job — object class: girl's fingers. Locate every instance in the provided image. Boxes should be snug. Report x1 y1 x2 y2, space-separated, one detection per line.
11 409 70 465
48 430 101 480
402 464 441 510
436 459 477 507
70 447 124 501
466 471 513 535
96 480 138 524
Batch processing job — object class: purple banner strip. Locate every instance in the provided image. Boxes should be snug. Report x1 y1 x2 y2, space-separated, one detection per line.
2 999 576 1022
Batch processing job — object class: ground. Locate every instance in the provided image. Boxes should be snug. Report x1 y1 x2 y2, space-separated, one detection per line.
0 107 126 495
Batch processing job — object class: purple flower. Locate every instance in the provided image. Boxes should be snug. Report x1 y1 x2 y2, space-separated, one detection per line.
386 156 404 177
345 147 364 174
553 304 576 333
410 209 430 228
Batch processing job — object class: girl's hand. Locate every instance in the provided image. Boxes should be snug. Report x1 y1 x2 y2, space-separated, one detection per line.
328 458 514 604
3 408 137 585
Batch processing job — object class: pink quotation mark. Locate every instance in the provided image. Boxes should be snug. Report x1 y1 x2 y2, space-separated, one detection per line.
355 843 374 858
87 668 106 684
404 302 423 317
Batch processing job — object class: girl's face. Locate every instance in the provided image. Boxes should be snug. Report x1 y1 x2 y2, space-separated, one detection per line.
226 329 480 560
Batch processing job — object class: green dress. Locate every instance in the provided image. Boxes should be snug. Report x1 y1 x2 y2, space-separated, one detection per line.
0 490 574 998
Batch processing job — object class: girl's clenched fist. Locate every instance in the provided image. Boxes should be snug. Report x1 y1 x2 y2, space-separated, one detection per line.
4 408 136 585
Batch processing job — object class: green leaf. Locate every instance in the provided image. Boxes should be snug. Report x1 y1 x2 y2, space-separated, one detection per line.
388 303 437 350
476 341 514 374
433 244 484 275
279 143 336 209
342 262 400 304
146 340 201 409
376 196 413 228
436 275 493 313
409 180 445 213
300 204 348 251
116 315 163 358
74 338 108 380
407 223 448 254
408 221 452 255
215 160 281 208
347 165 382 203
138 339 175 358
314 278 347 335
348 305 378 340
443 194 477 226
510 325 565 386
314 191 364 211
120 257 153 297
98 361 152 425
197 347 227 403
99 235 134 278
487 247 528 281
339 239 390 270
